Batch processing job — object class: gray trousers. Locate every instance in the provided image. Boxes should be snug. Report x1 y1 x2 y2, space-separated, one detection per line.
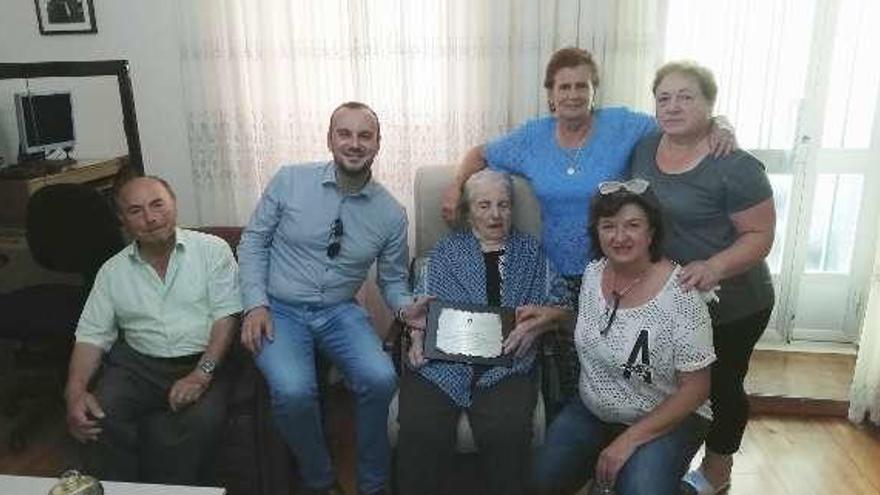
83 340 228 485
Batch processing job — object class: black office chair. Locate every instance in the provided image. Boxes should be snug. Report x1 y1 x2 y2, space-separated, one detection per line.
0 183 124 451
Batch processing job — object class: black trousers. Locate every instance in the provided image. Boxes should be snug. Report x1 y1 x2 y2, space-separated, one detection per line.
706 308 773 454
83 340 229 484
397 368 537 495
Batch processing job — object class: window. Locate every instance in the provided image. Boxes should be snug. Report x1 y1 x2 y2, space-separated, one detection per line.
821 0 880 149
805 174 863 273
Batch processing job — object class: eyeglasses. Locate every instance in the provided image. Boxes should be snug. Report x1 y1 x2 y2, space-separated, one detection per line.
327 217 343 258
597 178 650 196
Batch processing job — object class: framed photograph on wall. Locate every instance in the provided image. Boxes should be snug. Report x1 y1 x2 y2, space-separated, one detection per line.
34 0 97 35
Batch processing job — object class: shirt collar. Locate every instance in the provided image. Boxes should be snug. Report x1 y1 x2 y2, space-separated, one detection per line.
321 161 376 198
126 227 187 263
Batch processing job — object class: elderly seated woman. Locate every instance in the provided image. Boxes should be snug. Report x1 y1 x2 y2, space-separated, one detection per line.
396 169 570 495
532 180 715 495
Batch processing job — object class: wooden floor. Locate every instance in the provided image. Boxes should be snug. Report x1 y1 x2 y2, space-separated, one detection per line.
745 350 855 401
717 416 880 495
1 350 875 494
2 406 880 495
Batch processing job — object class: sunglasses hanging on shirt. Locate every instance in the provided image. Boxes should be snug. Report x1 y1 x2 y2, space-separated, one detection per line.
327 217 343 258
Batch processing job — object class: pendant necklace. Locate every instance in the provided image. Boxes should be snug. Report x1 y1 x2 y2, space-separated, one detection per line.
601 264 652 335
563 121 592 176
566 145 584 176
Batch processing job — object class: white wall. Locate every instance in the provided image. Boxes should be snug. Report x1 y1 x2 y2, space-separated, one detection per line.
0 0 199 224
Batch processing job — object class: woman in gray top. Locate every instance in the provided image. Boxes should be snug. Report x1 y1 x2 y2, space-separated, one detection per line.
630 61 775 495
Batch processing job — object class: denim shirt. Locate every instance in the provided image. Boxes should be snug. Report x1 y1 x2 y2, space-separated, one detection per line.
238 162 413 313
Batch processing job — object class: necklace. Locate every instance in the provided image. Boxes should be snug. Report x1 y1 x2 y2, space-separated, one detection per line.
600 263 652 335
560 120 592 175
565 144 586 176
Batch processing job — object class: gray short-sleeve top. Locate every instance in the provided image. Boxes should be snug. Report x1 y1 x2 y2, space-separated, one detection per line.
630 132 775 324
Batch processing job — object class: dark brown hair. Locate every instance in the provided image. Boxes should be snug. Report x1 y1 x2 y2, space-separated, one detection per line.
588 188 665 262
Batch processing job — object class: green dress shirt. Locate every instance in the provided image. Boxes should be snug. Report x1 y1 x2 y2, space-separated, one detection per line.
75 228 242 357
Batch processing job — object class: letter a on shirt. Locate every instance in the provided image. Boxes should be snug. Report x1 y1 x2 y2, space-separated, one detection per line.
622 330 652 384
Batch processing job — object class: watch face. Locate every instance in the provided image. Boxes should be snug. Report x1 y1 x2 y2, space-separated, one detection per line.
199 359 216 375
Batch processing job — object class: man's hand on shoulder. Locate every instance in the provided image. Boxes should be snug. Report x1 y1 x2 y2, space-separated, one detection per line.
242 306 274 354
168 370 211 412
66 390 105 443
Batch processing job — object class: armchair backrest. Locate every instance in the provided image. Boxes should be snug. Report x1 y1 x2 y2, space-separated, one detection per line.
413 165 542 259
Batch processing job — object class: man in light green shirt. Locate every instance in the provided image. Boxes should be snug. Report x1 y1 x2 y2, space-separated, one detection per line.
64 176 241 484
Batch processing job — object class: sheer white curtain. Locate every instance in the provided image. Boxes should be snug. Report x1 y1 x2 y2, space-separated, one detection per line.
850 221 880 424
595 0 661 112
663 0 817 150
176 0 660 224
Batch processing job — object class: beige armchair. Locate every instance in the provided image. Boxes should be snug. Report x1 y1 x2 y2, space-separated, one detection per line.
387 164 548 453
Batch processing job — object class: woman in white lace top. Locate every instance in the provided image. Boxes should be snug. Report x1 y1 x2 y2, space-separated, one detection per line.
532 179 716 495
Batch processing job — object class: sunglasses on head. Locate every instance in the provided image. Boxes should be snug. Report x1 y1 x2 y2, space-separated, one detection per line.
327 217 343 258
597 178 650 196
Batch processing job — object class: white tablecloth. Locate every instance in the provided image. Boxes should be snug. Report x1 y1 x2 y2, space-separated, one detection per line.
0 475 225 494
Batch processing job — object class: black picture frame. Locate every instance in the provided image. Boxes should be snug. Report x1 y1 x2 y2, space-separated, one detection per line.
424 300 515 367
34 0 98 35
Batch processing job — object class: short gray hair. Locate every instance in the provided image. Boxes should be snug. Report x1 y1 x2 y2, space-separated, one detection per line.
457 170 514 226
653 60 718 106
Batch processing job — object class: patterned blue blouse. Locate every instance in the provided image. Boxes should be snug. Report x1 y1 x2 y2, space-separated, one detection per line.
485 107 656 276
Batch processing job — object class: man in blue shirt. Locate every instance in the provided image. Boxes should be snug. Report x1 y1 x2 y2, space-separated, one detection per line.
238 101 425 495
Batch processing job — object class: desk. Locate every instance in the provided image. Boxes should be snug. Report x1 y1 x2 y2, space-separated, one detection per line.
0 475 226 494
0 157 125 227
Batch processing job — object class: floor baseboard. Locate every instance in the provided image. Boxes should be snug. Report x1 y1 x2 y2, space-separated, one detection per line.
749 393 850 417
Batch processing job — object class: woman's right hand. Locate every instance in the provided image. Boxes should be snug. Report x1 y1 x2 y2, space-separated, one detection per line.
678 260 722 292
441 183 461 224
443 144 489 223
408 330 428 367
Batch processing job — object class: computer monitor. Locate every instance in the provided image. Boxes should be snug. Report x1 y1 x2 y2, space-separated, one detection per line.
14 91 76 158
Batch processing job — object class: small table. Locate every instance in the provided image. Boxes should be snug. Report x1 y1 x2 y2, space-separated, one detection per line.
0 475 226 494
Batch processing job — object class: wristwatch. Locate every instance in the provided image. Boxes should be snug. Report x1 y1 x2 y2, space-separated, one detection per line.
198 358 217 376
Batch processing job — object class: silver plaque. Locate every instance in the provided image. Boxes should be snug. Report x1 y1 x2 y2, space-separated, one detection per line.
436 307 503 358
424 300 514 366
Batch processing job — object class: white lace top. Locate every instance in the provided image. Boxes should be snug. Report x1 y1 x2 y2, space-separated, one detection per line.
575 259 715 425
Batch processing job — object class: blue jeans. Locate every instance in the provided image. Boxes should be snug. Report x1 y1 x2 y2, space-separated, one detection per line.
255 299 397 494
533 398 708 495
